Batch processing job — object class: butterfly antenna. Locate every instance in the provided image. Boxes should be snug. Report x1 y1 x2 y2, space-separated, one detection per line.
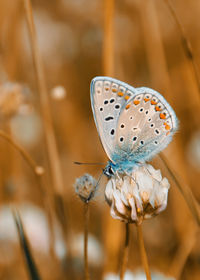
74 161 105 166
94 171 104 191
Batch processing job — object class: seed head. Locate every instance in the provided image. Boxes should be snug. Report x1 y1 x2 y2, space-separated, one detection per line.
74 174 97 203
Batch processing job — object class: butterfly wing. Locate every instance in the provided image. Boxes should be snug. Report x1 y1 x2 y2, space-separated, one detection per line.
113 87 178 164
90 76 138 162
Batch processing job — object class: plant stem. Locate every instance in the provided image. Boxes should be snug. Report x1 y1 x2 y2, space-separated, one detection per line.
137 224 151 280
120 223 129 280
84 203 90 280
159 153 200 226
23 0 64 196
0 130 44 177
164 0 200 99
23 1 75 274
0 131 56 260
103 0 115 76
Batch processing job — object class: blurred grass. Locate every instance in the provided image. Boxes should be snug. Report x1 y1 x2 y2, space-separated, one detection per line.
0 0 199 279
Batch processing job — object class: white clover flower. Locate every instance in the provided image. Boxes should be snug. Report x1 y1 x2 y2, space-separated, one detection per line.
105 164 170 224
74 174 97 203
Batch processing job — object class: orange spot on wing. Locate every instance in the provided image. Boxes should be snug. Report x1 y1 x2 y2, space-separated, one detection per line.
105 87 109 91
155 106 161 111
166 131 170 136
124 95 130 100
151 100 157 105
125 104 131 109
160 113 166 119
144 98 150 102
165 124 171 130
133 100 140 105
118 92 124 97
112 88 117 93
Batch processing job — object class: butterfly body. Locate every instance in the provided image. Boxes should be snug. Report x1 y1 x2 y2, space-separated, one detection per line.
90 77 178 177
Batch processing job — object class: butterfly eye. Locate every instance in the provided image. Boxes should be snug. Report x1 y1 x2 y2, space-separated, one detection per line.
108 166 114 175
103 165 114 177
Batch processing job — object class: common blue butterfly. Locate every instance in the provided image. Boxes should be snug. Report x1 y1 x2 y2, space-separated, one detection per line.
90 77 178 177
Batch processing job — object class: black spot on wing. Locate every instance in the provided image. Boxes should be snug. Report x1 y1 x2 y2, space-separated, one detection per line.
105 116 114 121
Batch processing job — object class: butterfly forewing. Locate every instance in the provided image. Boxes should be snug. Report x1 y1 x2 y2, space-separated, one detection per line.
90 77 137 162
115 87 178 163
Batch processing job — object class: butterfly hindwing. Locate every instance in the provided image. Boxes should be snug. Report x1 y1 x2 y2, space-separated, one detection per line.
115 87 178 164
90 77 138 162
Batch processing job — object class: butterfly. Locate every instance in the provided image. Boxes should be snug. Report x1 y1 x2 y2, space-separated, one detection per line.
90 76 178 177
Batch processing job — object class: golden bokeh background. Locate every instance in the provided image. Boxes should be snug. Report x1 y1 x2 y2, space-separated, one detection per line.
0 0 199 279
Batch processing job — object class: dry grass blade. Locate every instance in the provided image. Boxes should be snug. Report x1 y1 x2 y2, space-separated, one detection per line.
0 130 44 177
137 224 151 280
164 0 200 99
22 1 75 272
120 223 129 280
169 224 197 279
23 0 64 195
103 0 115 76
159 153 200 226
13 209 41 280
102 0 125 274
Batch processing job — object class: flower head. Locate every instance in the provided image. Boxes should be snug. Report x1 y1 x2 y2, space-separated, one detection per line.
74 174 97 203
105 164 170 224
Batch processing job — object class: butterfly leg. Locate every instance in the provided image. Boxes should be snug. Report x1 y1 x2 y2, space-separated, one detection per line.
115 170 121 180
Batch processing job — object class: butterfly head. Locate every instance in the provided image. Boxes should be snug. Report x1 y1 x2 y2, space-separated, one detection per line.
103 163 115 178
103 159 137 177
